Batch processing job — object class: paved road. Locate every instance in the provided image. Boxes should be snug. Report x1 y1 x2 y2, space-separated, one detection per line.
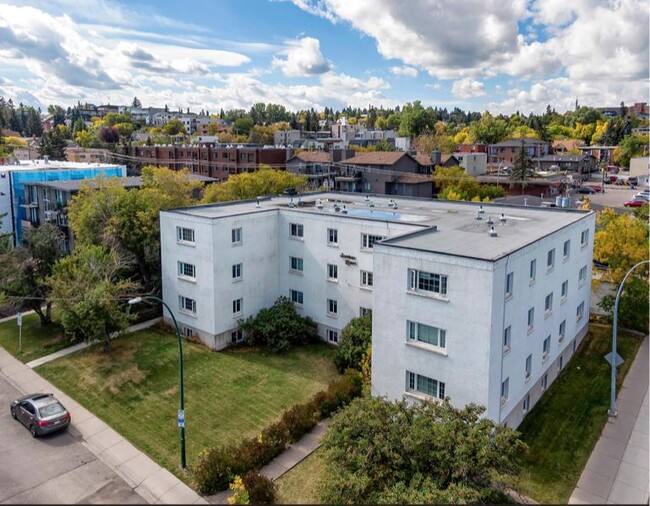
0 375 144 504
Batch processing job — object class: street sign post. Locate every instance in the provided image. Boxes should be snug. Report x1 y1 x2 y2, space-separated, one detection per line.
16 312 22 352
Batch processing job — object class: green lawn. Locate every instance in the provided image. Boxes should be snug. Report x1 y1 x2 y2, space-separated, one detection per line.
0 311 72 363
514 324 644 504
275 449 325 504
36 329 338 483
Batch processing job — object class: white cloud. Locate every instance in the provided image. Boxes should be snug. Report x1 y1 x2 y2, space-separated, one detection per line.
272 37 331 77
390 65 418 77
451 78 486 99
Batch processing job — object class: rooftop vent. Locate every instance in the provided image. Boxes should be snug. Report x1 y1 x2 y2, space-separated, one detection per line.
486 216 494 225
478 204 484 214
489 227 498 237
500 213 507 223
475 211 483 220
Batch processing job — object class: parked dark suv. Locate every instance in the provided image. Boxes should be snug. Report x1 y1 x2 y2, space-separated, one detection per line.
10 393 71 437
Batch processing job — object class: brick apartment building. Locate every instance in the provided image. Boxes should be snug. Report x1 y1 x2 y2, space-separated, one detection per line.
129 144 288 181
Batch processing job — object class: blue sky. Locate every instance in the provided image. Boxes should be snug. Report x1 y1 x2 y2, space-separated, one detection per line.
0 0 647 115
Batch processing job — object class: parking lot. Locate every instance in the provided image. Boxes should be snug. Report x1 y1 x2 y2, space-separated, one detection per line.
573 174 647 209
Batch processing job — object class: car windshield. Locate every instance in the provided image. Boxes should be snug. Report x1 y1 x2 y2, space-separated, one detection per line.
38 402 65 418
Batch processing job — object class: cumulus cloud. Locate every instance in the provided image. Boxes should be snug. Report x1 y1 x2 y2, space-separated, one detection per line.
272 36 332 77
390 65 418 77
451 78 486 99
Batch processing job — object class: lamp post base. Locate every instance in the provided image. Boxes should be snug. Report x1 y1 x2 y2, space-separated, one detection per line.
608 409 618 418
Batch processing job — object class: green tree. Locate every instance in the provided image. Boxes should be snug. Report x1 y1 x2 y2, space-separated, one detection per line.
26 108 43 137
161 118 186 136
469 112 509 144
47 105 66 127
48 245 136 351
509 140 535 194
233 116 254 137
319 397 527 504
333 311 372 373
238 296 319 353
432 166 504 201
202 168 307 203
373 139 394 151
39 128 67 160
0 223 64 325
613 134 647 168
132 96 142 108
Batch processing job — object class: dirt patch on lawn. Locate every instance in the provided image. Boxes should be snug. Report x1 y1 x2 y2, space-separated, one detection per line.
106 366 146 394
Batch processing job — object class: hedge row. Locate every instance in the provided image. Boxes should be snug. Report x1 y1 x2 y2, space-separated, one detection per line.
193 369 363 495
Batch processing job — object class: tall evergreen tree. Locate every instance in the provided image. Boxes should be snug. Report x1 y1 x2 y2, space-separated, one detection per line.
39 128 67 160
510 140 535 194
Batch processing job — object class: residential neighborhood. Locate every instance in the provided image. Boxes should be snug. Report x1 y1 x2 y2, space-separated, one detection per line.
0 1 648 505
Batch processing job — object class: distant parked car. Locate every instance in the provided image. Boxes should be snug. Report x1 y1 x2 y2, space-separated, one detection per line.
624 199 647 207
10 393 71 437
575 186 597 194
634 190 649 200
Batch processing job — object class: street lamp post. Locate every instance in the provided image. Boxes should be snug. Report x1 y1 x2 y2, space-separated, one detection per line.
129 296 186 469
607 260 650 418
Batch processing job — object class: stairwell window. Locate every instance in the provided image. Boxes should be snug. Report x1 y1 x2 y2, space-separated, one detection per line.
407 321 446 351
503 325 511 354
501 378 509 405
559 319 566 342
232 263 242 281
563 239 571 260
529 259 537 284
177 226 195 244
408 269 448 297
527 307 535 333
525 354 532 380
576 301 585 322
543 335 551 361
505 272 514 300
232 298 242 316
547 248 555 271
406 371 445 400
561 280 568 302
544 292 553 316
581 229 589 248
579 265 587 286
523 394 530 413
178 295 196 315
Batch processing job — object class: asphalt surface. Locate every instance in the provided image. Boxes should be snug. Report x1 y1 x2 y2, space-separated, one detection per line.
0 375 145 504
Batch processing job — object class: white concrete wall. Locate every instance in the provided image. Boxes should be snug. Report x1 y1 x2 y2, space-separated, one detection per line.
371 245 495 411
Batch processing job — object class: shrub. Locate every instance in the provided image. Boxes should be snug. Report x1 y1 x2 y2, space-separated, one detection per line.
193 446 244 495
239 296 319 353
242 471 276 504
333 312 372 373
227 475 250 504
281 403 318 442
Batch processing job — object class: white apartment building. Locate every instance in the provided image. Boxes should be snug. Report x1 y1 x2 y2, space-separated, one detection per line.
160 193 595 427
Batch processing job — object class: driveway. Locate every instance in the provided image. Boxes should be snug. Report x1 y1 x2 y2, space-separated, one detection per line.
0 375 144 504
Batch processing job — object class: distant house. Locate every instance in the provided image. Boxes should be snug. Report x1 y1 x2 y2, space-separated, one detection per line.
552 139 584 154
337 151 433 197
66 147 112 164
489 138 550 166
532 154 597 174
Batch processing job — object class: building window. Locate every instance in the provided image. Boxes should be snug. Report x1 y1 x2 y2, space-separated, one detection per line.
543 335 551 361
527 307 535 331
503 325 511 354
177 226 195 243
182 326 194 338
525 354 532 380
231 227 242 245
360 270 373 288
505 272 514 299
529 259 537 283
327 264 338 281
361 233 385 249
559 319 566 342
406 371 445 400
407 321 446 350
541 373 548 391
573 339 577 353
523 394 530 413
232 298 242 316
576 301 585 322
501 378 509 405
231 329 244 343
561 280 568 301
290 289 304 306
290 223 304 238
177 261 196 279
559 355 564 371
563 239 571 259
359 307 371 317
178 295 196 315
327 298 338 316
232 263 242 281
547 248 555 270
326 329 339 343
327 228 338 245
290 256 304 273
578 265 587 285
544 292 553 315
581 229 589 247
408 269 448 296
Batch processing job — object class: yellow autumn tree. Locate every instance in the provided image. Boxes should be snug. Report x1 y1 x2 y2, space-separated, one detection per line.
594 207 649 284
202 167 307 203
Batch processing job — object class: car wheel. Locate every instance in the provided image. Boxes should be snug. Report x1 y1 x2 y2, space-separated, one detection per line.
10 408 16 420
30 425 38 438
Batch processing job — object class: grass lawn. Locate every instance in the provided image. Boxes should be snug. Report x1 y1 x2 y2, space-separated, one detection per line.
0 311 72 363
513 324 645 504
35 328 338 484
275 449 325 504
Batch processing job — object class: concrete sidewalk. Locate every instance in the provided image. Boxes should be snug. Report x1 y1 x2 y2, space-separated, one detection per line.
0 346 207 505
206 421 329 504
570 336 649 505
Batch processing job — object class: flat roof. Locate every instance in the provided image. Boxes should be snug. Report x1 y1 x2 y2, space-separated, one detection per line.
166 192 592 261
27 173 216 191
0 160 125 171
